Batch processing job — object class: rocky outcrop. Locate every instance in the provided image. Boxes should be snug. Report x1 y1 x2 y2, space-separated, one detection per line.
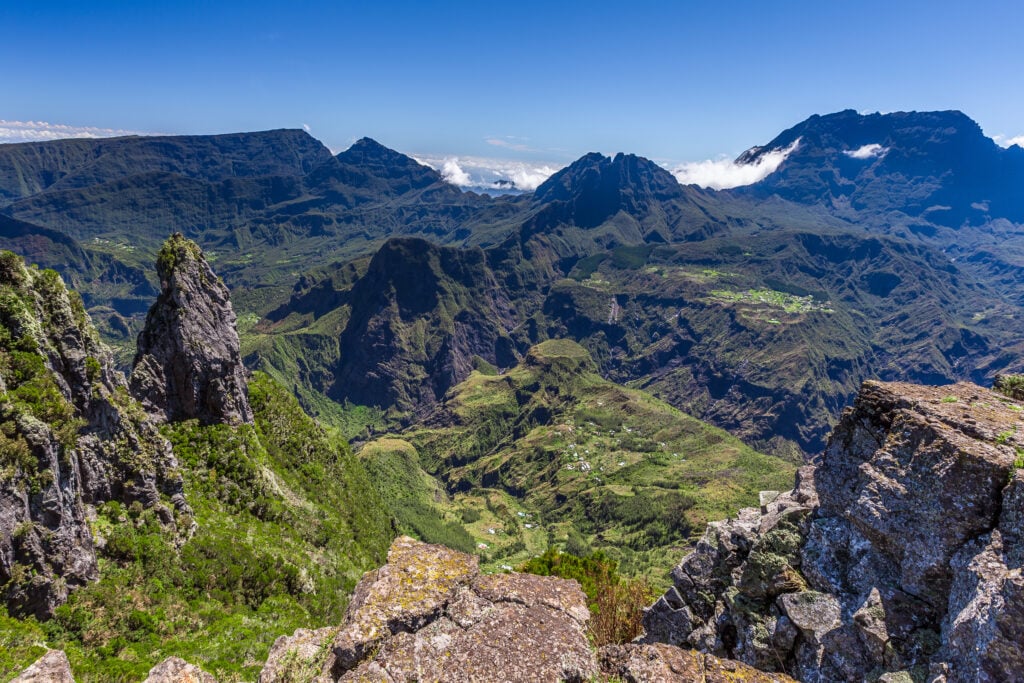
11 649 75 682
266 535 597 682
261 535 773 682
0 251 190 618
131 233 253 425
143 656 218 683
643 380 1024 682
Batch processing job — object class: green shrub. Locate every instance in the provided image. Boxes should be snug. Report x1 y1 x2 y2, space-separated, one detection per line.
519 547 655 646
994 374 1024 401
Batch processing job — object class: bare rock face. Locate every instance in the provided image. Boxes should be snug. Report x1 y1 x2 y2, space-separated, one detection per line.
0 251 190 619
11 649 76 682
131 233 253 425
143 656 218 683
259 627 339 683
643 380 1024 682
261 535 599 682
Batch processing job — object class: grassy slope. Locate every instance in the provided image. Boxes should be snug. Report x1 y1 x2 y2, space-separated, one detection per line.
362 339 796 582
0 373 393 681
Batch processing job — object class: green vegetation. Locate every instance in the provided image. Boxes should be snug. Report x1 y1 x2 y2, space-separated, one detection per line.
519 548 656 646
708 287 834 315
394 339 795 579
360 439 476 553
0 607 48 679
0 259 86 489
994 374 1024 402
1 373 393 681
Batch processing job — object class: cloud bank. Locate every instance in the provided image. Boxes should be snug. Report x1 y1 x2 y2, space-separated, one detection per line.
994 134 1024 149
0 119 144 144
420 155 559 192
844 143 888 159
671 139 800 190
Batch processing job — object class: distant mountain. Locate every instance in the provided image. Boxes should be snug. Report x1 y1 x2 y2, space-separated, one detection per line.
5 110 1024 457
0 128 332 205
531 152 689 236
734 109 1024 228
328 237 518 419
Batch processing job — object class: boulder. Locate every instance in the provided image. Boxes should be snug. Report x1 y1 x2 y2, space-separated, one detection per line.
599 643 797 682
12 649 75 682
261 535 599 682
143 656 217 683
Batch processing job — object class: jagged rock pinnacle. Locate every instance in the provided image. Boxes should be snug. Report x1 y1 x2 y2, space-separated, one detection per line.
131 233 253 425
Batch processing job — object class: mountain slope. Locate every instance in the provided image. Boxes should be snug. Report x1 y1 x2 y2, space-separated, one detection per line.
364 339 795 576
734 109 1024 228
0 238 394 680
327 237 519 421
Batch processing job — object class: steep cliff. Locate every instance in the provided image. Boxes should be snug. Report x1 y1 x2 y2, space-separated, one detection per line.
330 237 518 422
131 233 253 425
643 380 1024 682
0 251 189 619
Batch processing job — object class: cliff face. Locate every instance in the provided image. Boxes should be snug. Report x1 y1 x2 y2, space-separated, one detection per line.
330 237 518 421
643 380 1024 682
0 251 189 619
131 233 253 425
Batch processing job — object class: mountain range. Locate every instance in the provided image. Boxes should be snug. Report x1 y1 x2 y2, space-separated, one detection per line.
2 109 1024 460
3 108 1024 681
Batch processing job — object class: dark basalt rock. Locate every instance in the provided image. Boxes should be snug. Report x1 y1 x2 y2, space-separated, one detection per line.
0 251 189 619
131 233 253 426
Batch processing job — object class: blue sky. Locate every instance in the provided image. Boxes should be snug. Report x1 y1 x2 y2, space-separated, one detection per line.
2 0 1022 185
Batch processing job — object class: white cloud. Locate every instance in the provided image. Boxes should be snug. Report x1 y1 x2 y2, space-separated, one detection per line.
993 134 1024 149
440 158 473 187
0 119 144 144
302 123 311 133
419 155 560 192
844 143 888 159
671 138 800 190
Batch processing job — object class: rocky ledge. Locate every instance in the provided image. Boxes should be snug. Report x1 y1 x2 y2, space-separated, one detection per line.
257 535 792 682
643 380 1024 682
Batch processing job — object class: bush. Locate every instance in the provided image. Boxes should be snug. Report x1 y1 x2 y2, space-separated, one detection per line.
994 374 1024 401
519 547 655 646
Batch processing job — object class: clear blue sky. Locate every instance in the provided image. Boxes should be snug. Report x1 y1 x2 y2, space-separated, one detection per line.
2 0 1022 165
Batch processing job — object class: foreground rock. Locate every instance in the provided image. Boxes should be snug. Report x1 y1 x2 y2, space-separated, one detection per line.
12 652 217 682
0 251 190 618
11 650 75 682
643 380 1024 682
143 656 218 683
261 535 776 682
131 233 253 425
